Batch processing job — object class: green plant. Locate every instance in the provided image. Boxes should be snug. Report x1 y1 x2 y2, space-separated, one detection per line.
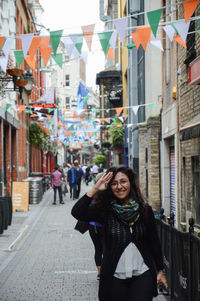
109 122 125 147
93 155 106 167
29 122 51 152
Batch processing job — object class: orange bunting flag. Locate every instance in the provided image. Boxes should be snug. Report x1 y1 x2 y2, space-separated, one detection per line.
41 46 52 67
107 48 114 61
131 33 141 49
65 131 72 136
79 143 82 148
29 37 41 58
86 124 90 129
18 105 26 114
47 115 52 120
81 24 95 51
0 36 6 49
87 132 91 137
116 107 123 116
98 133 100 139
39 122 43 127
58 140 61 144
72 111 76 118
25 55 36 70
183 0 199 23
136 26 151 51
174 35 187 48
30 114 38 118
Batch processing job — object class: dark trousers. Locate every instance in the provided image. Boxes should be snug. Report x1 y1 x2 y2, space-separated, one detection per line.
69 182 77 198
111 270 154 301
76 181 81 198
89 225 104 266
53 185 63 203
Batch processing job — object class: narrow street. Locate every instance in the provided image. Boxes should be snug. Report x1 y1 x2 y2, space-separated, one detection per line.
0 183 168 301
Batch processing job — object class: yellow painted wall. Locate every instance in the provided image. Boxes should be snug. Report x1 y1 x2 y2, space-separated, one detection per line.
118 0 128 119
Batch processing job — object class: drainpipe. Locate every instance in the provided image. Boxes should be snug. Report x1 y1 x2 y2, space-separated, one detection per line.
99 0 111 22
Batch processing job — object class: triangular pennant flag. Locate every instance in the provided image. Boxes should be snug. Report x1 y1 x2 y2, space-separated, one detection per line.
81 24 95 51
0 56 9 72
51 53 63 68
163 25 175 42
18 105 26 114
126 43 136 50
114 17 128 44
150 40 164 51
131 32 141 49
14 50 24 68
25 55 36 70
115 107 123 116
127 124 133 128
183 0 199 23
109 30 117 49
5 104 12 111
75 34 83 54
40 46 52 67
98 31 113 55
0 36 6 50
2 37 13 57
50 30 63 55
136 26 151 51
29 37 41 58
118 116 124 123
173 20 190 43
30 114 38 118
147 8 163 38
148 103 155 111
62 36 74 58
132 106 139 115
197 19 200 28
20 33 34 57
173 35 186 48
107 48 114 61
73 47 80 61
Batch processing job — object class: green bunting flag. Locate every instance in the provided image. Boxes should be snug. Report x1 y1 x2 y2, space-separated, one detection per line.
14 50 24 68
0 38 6 52
82 94 89 104
56 97 59 105
5 104 11 111
48 108 54 113
50 30 63 55
51 53 63 68
197 19 200 29
98 31 113 55
126 43 136 50
148 103 154 111
197 30 200 35
24 109 33 114
147 8 163 38
76 34 83 54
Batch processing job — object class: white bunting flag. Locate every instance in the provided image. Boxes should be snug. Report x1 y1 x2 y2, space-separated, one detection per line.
132 106 139 115
114 17 128 44
163 25 175 42
173 20 190 43
150 40 164 51
20 33 34 57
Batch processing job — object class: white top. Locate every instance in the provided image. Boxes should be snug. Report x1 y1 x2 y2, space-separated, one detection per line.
92 165 99 174
114 242 149 279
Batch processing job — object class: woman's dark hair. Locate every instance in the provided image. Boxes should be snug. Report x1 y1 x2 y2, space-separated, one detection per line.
95 166 145 212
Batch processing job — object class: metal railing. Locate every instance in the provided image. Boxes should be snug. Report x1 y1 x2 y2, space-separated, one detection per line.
155 209 200 301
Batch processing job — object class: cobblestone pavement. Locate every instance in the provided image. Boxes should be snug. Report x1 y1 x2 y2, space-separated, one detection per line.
0 182 168 301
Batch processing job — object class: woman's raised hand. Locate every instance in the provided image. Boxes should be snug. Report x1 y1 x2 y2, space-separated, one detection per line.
94 172 113 191
86 172 113 198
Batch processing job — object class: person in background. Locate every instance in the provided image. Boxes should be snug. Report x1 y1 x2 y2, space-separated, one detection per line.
67 162 78 200
74 162 84 198
98 163 104 173
51 165 64 205
71 166 168 301
85 164 91 186
92 163 99 182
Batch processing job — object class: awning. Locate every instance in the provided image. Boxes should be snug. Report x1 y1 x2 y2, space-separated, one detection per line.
180 113 200 141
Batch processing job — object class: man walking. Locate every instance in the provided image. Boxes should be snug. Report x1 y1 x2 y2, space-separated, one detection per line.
51 165 64 205
74 163 84 199
67 162 78 200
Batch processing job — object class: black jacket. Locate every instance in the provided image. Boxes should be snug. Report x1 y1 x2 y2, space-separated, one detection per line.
71 194 164 301
67 168 78 184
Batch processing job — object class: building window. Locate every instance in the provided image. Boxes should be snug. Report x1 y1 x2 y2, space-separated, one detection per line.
192 156 200 224
65 74 70 86
184 16 196 66
66 97 70 109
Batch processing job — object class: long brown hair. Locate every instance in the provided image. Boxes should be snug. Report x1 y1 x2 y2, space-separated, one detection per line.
95 166 146 212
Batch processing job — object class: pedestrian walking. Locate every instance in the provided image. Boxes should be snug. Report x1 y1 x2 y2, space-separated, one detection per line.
74 163 84 199
71 166 168 301
92 164 99 182
98 163 104 173
85 165 91 185
51 165 64 205
67 162 78 200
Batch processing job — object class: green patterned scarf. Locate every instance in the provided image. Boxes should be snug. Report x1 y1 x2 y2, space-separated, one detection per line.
110 199 140 226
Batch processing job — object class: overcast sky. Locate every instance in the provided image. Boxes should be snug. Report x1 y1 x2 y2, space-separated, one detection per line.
39 0 105 90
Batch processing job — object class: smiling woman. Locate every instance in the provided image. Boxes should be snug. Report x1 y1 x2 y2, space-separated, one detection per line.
71 166 168 301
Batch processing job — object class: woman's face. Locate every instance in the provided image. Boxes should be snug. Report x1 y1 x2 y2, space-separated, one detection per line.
110 172 131 203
